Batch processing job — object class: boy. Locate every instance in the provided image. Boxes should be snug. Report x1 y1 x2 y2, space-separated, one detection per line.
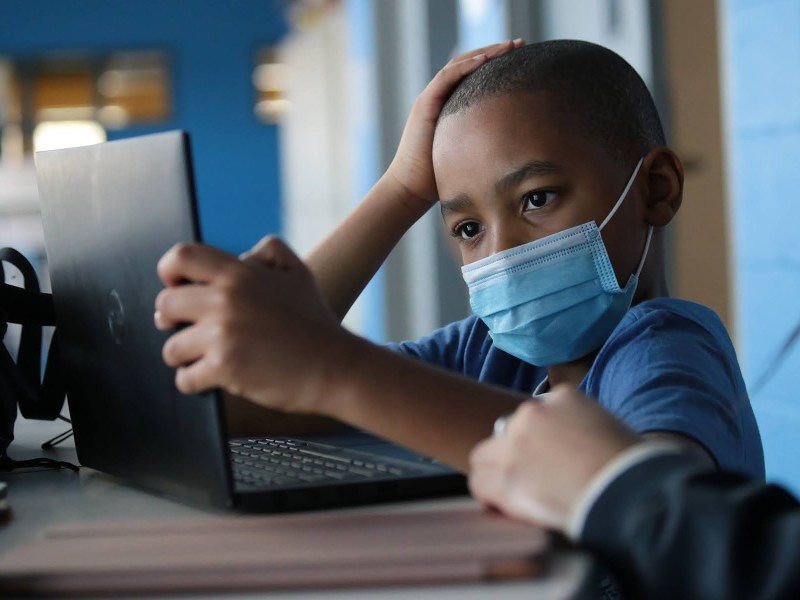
154 40 763 477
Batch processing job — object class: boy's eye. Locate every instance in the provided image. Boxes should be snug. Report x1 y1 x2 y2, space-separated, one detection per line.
454 221 482 240
522 190 556 211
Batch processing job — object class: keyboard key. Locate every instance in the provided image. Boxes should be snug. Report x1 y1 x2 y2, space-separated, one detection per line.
229 436 431 489
298 474 329 483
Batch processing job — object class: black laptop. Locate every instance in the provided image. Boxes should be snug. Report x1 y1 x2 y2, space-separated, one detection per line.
34 130 465 511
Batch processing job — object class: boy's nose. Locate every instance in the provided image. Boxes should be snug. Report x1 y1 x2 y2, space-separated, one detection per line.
489 229 532 256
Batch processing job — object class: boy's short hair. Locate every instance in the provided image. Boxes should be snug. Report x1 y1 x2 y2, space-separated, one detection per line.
439 40 666 164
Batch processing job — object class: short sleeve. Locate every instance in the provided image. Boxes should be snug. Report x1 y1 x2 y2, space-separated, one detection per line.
583 301 764 480
385 316 486 375
386 316 544 391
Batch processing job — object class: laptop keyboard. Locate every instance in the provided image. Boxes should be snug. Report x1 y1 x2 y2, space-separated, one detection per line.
229 438 433 489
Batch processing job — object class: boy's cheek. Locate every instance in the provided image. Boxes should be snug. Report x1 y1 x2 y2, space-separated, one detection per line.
600 220 645 284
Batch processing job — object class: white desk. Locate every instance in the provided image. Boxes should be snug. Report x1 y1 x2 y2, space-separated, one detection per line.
1 417 596 599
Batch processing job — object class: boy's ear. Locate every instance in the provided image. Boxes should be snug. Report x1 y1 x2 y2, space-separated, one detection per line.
641 147 684 227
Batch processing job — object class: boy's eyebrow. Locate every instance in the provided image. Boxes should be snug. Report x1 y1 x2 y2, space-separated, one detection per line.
495 160 563 194
439 160 563 216
440 194 472 216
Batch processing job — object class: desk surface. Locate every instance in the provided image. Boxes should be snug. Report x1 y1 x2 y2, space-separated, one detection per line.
1 417 594 599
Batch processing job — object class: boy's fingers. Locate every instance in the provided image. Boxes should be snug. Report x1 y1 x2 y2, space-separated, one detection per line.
162 323 209 368
241 235 304 271
158 242 238 286
425 53 490 101
447 39 523 66
429 39 525 100
485 38 525 58
175 355 219 395
154 285 219 330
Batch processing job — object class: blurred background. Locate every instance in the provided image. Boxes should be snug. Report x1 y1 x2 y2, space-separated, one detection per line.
1 0 799 493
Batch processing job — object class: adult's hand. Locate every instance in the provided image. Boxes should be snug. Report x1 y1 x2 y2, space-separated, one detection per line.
468 386 638 532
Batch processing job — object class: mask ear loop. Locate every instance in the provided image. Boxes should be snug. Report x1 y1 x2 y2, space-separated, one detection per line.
596 156 651 280
634 225 654 278
599 156 645 232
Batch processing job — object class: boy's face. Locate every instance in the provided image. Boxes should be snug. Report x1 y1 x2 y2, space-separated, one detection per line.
433 91 649 288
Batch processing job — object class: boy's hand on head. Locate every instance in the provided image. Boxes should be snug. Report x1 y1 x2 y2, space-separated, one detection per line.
385 39 524 208
468 387 638 532
154 237 360 416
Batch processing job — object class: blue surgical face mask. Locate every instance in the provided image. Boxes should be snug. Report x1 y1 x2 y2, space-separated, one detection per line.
461 157 652 367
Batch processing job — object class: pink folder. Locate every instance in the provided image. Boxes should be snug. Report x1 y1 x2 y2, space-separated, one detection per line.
0 506 551 596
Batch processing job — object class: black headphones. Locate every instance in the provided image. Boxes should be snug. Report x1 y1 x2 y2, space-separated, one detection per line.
0 247 64 420
1 247 75 471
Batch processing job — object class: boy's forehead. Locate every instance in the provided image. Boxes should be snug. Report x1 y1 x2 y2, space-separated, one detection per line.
433 91 618 182
436 91 554 137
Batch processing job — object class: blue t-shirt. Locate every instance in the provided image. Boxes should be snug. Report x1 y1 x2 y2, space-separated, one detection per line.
387 298 765 480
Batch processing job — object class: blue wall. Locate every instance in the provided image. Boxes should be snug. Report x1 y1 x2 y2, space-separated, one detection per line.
0 0 288 254
724 0 800 492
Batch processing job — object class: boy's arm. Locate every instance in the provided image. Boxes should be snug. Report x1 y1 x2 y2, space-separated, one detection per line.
589 303 762 479
327 336 525 470
155 239 523 471
304 176 429 320
305 40 524 320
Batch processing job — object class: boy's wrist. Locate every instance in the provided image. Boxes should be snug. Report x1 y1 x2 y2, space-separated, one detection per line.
379 171 436 218
307 328 373 419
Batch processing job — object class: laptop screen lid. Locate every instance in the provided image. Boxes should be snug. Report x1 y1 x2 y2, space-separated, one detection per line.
35 131 235 508
36 131 467 513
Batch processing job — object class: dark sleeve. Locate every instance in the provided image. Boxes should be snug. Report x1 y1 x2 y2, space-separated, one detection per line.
580 453 800 599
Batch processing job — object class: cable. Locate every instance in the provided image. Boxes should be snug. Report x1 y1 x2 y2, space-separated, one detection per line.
749 315 800 396
41 427 73 450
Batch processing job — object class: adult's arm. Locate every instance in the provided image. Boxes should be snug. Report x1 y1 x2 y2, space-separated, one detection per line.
468 390 796 598
580 451 800 599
